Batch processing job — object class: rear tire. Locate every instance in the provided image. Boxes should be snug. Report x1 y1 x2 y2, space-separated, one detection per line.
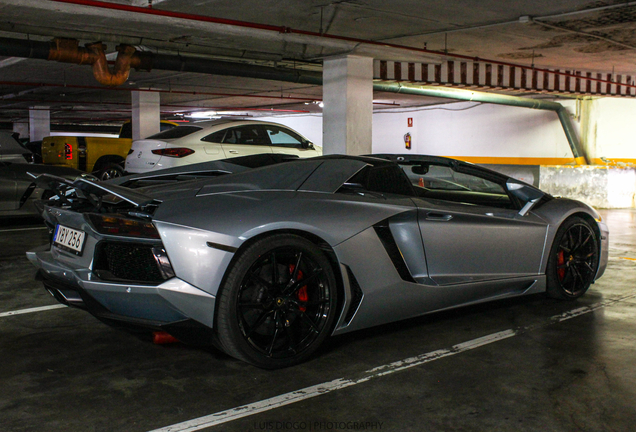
98 163 124 180
546 216 599 300
216 234 338 369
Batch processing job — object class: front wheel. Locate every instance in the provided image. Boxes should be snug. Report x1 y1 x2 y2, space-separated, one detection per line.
216 234 338 368
546 216 599 300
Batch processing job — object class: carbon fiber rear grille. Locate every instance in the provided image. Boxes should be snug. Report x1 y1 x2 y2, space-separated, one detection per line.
94 242 164 283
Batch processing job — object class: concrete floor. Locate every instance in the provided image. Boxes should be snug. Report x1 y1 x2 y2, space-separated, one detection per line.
1 210 635 432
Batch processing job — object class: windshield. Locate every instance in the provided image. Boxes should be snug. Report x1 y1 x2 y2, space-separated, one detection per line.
400 163 506 194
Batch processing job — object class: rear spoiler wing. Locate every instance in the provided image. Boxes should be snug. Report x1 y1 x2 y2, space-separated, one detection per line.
31 173 157 209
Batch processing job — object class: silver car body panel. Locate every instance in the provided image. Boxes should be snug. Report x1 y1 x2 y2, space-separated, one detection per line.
28 155 609 342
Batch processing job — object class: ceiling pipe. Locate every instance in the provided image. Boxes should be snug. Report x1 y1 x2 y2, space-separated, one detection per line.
0 79 317 102
87 42 135 86
0 98 312 113
150 53 323 85
373 82 588 164
0 36 323 87
47 38 152 86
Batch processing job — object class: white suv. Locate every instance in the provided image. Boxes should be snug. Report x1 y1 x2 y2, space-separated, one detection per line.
125 119 321 173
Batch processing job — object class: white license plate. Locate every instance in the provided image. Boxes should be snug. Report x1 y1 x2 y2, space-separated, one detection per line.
53 224 86 255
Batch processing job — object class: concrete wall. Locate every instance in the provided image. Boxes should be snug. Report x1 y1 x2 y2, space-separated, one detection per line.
580 98 636 165
371 101 576 163
539 166 636 209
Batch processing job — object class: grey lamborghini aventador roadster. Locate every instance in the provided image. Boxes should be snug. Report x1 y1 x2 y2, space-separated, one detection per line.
27 154 608 368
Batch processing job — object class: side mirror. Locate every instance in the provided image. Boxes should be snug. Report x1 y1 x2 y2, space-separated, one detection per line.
506 179 544 216
302 141 315 150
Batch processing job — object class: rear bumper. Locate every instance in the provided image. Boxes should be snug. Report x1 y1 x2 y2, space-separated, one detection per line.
28 249 218 336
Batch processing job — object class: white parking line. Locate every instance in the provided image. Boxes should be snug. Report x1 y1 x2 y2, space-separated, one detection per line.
0 304 67 318
0 226 47 233
148 293 636 432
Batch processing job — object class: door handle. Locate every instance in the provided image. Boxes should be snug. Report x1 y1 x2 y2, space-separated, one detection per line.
426 212 453 221
228 150 239 154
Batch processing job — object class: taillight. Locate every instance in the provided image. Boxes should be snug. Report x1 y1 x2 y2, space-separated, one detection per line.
151 148 195 158
64 143 73 160
88 214 160 239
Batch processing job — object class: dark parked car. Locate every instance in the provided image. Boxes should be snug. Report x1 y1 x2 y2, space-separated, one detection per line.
0 161 94 218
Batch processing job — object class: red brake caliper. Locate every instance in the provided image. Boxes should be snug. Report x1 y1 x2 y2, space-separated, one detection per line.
557 250 566 281
289 264 308 312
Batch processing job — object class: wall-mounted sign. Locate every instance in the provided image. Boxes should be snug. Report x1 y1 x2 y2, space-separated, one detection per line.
407 118 413 127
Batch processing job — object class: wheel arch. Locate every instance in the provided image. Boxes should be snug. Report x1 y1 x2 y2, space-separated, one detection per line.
571 211 601 241
535 199 603 274
213 228 347 335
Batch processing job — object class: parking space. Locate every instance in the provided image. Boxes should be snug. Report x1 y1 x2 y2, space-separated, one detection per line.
1 210 635 432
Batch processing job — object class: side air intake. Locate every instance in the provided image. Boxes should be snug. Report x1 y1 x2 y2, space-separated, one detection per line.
373 220 416 283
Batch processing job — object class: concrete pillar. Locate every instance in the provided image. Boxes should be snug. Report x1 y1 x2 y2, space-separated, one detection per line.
12 121 29 140
322 55 374 155
29 107 50 141
131 90 160 140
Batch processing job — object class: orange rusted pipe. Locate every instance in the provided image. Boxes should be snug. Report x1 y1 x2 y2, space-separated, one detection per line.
48 38 94 64
87 42 136 86
48 38 148 86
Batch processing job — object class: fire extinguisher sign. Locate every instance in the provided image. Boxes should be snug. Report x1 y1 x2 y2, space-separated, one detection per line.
404 132 412 150
407 117 413 127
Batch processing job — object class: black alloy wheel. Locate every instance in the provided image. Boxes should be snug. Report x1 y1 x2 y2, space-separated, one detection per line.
547 216 599 300
216 234 338 368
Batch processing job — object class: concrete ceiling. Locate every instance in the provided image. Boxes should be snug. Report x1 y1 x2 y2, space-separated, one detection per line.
1 0 635 128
